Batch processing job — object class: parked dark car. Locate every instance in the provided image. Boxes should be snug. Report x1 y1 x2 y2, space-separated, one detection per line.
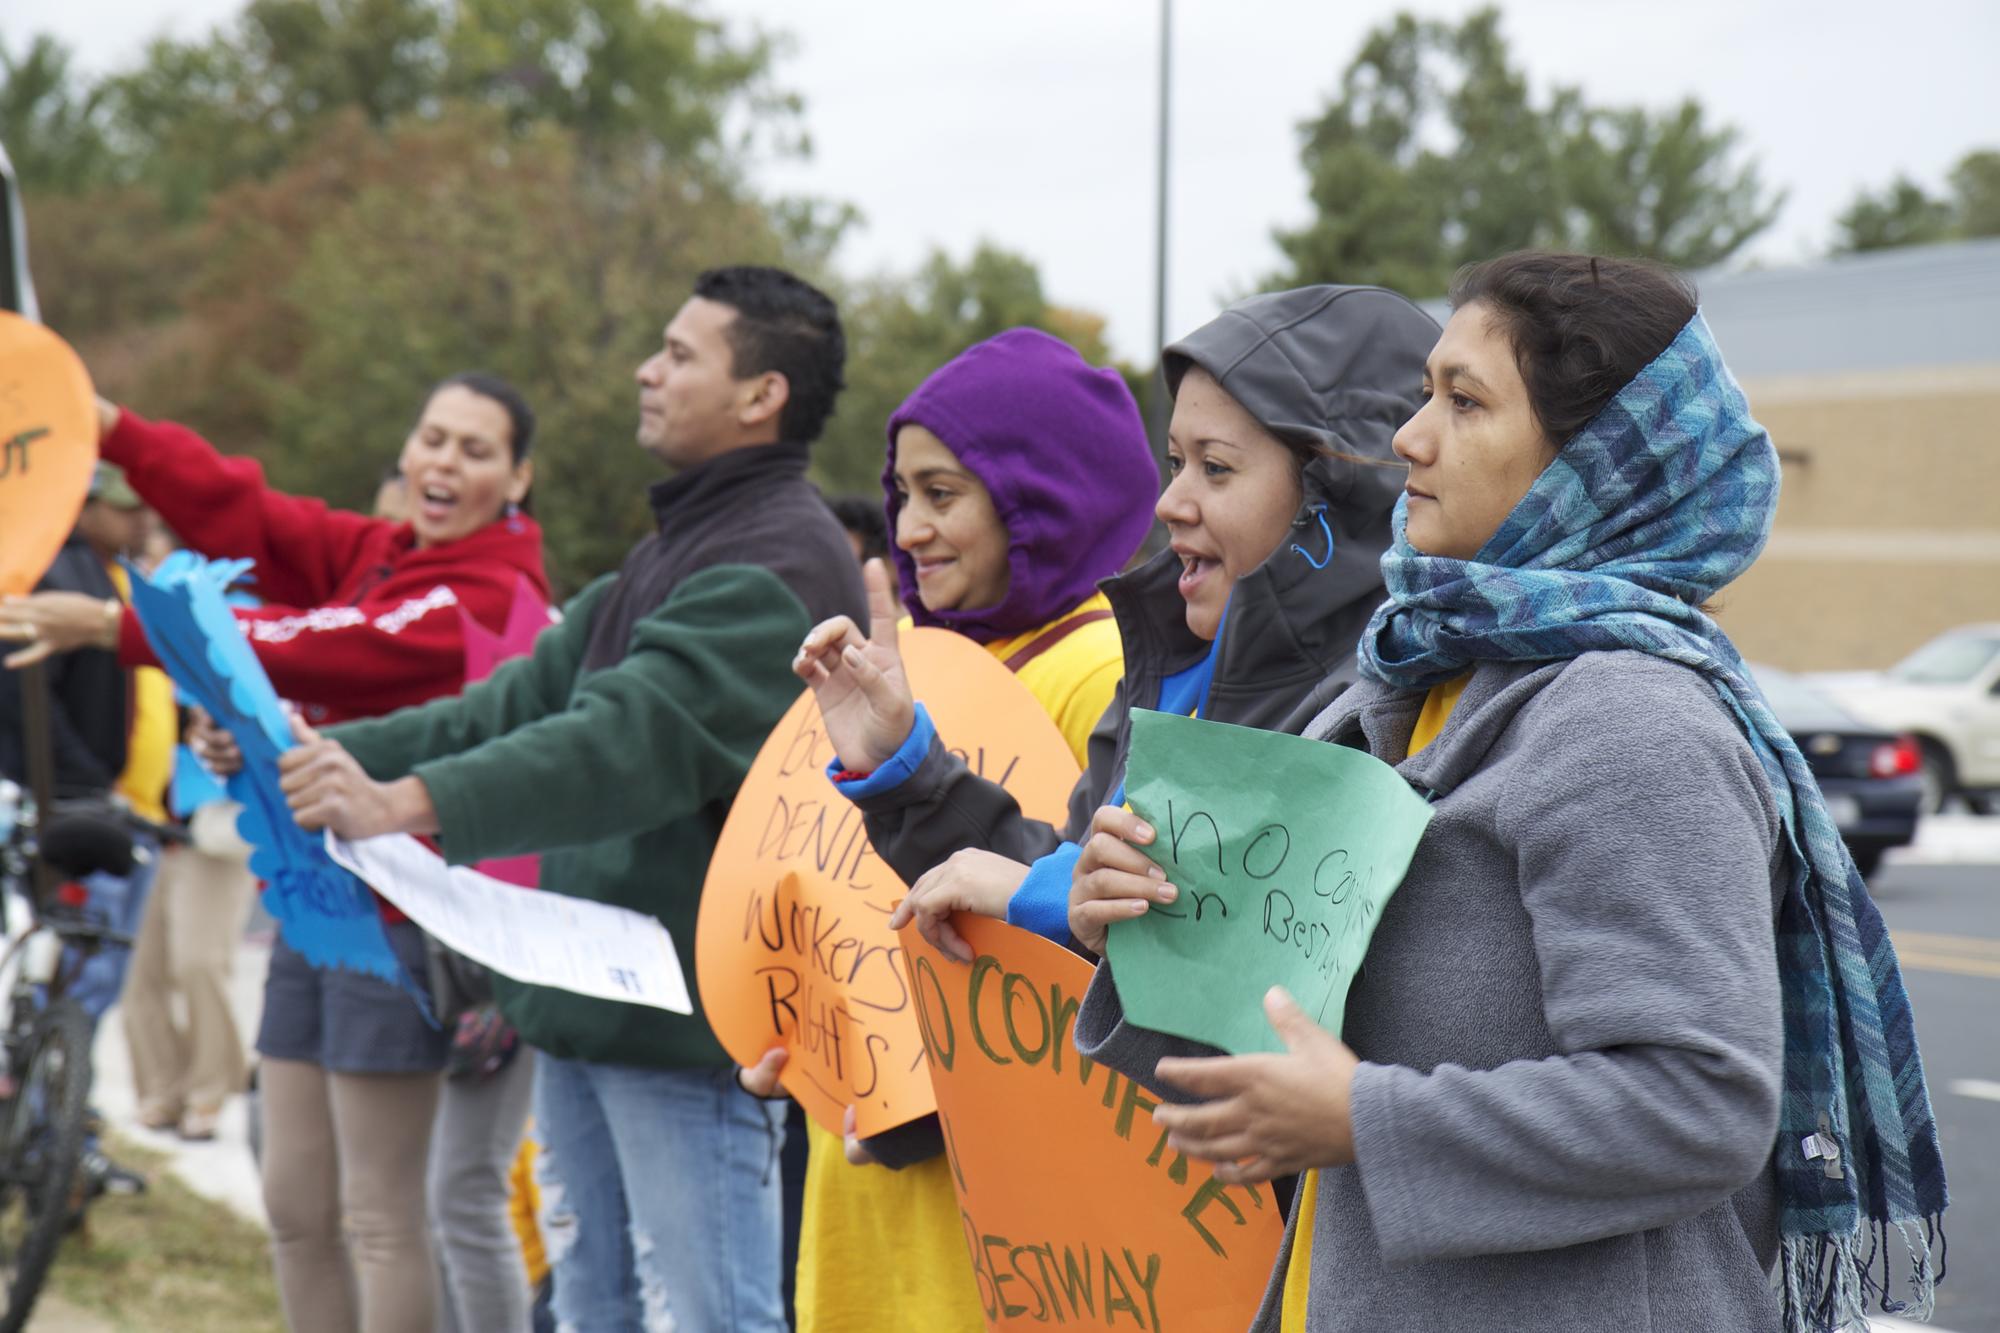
1752 664 1922 877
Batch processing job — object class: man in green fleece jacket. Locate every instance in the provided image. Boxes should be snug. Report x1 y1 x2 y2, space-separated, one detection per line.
279 266 869 1332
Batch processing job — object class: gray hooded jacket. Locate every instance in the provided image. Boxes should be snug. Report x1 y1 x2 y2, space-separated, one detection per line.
852 285 1439 885
1074 652 1790 1332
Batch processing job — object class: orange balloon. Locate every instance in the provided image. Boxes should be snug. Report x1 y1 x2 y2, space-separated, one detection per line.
695 627 1081 1137
903 915 1286 1331
0 314 98 596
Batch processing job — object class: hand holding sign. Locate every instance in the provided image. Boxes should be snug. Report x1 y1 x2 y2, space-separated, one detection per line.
0 314 98 598
1069 804 1177 956
1105 710 1433 1056
1151 985 1361 1185
791 558 915 774
697 626 1080 1137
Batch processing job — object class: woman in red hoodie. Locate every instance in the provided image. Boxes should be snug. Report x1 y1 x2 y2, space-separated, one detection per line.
3 374 549 1333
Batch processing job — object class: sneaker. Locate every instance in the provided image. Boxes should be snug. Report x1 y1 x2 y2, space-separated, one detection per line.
178 1105 222 1142
138 1101 183 1132
80 1148 148 1198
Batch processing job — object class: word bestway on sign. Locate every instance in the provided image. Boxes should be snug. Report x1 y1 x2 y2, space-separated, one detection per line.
903 916 1282 1332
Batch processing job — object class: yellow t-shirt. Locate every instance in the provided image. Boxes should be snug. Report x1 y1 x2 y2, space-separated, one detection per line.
1281 673 1467 1333
508 1122 548 1287
792 596 1125 1332
107 565 175 825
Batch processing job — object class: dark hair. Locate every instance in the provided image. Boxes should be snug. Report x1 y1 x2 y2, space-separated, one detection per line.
825 494 889 560
433 371 537 464
1448 252 1697 448
692 266 846 443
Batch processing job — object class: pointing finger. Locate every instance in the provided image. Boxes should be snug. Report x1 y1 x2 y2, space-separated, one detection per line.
862 559 900 652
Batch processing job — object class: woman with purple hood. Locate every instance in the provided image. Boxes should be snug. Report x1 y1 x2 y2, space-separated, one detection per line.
747 327 1159 1330
786 288 1436 1321
877 326 1161 755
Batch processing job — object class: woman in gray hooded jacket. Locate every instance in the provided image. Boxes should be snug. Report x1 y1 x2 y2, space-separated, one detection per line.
1070 252 1947 1332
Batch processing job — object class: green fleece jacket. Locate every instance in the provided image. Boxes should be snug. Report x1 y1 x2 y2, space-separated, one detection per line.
329 563 810 1069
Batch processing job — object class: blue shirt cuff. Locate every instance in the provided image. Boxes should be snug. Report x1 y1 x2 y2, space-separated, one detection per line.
827 704 936 800
1007 841 1082 942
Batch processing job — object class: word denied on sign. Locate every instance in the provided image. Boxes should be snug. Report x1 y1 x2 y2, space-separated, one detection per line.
902 915 1283 1332
1107 709 1433 1056
695 628 1081 1137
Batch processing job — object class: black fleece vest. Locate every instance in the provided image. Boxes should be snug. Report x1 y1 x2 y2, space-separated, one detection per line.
580 442 868 674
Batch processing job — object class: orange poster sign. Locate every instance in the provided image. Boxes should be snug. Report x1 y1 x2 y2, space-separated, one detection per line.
0 314 98 596
695 627 1080 1137
903 915 1285 1331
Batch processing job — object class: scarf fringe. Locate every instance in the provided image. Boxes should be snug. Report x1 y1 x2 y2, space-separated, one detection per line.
1782 1217 1944 1332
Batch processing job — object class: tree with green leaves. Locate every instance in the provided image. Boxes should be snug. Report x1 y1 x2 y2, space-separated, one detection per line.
1834 148 2000 252
4 4 1114 587
1273 7 1781 296
0 35 118 193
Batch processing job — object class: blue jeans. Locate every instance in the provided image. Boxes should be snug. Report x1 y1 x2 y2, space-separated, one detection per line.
67 833 159 1025
534 1057 786 1333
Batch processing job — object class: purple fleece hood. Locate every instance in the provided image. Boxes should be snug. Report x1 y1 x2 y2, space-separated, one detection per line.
884 328 1157 643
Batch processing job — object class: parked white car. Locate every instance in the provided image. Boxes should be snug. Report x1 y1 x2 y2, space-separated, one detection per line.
1813 625 2000 813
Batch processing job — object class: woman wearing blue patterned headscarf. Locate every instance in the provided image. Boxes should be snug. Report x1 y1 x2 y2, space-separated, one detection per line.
1073 253 1947 1333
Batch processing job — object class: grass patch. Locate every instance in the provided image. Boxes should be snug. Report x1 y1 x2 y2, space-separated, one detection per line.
43 1134 281 1333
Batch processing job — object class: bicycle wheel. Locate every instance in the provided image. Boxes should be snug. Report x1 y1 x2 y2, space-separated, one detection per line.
0 998 93 1333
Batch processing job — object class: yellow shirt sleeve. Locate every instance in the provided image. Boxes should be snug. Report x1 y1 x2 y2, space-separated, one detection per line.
1002 597 1124 769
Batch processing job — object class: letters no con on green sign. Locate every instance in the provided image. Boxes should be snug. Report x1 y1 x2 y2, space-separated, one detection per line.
1105 709 1433 1056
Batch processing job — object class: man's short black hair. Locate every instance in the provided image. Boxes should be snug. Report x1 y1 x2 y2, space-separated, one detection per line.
826 494 889 560
693 266 846 443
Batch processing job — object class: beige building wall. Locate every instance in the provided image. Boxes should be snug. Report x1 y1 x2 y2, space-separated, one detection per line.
1717 365 2000 671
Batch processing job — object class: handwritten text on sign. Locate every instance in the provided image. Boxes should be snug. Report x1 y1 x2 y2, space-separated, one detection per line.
0 314 99 597
1106 709 1433 1056
695 628 1081 1136
904 915 1283 1331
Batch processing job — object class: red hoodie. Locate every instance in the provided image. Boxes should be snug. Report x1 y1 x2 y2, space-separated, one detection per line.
103 410 551 727
103 410 552 924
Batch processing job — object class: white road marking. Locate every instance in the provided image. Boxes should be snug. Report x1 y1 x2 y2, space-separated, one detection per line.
1948 1077 2000 1103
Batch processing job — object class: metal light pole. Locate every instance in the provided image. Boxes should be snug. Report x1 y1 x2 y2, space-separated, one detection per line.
1150 0 1173 452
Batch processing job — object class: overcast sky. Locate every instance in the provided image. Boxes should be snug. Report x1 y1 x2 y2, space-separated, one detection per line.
29 0 2000 359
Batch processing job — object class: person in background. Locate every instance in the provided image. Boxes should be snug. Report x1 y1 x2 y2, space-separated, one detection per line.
272 266 868 1332
373 468 411 524
5 373 549 1333
124 717 258 1142
1070 253 1948 1331
746 328 1157 1330
119 520 260 1143
825 494 892 579
1 466 169 1198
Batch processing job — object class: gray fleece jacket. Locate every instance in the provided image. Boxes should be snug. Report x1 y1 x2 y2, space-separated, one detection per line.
1074 651 1789 1332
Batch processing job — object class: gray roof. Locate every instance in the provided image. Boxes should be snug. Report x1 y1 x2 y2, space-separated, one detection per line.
1696 238 2000 378
1419 238 2000 380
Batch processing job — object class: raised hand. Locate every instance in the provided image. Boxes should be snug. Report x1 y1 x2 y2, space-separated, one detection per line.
1068 804 1177 956
792 558 915 773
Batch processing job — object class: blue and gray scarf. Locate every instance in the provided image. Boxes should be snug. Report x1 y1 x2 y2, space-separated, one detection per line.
1358 312 1947 1331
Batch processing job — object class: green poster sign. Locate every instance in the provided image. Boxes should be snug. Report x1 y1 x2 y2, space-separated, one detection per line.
1105 709 1434 1055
